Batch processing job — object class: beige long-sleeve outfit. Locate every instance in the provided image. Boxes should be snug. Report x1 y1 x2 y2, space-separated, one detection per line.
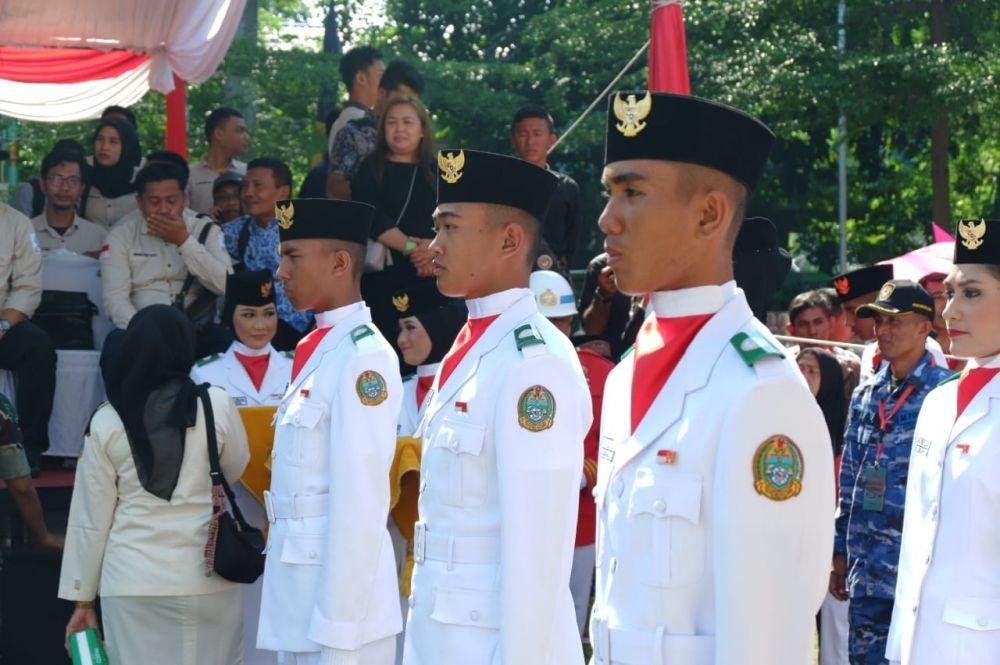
58 386 251 665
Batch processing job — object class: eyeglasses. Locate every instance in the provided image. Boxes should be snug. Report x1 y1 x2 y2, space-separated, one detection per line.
46 174 82 188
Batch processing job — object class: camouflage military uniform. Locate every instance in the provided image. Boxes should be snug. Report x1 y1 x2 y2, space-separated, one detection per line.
835 351 953 664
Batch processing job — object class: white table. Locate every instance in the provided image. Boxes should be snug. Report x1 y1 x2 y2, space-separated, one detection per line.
40 250 114 350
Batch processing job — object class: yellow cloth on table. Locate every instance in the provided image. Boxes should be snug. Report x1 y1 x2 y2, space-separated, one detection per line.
390 436 421 597
236 406 277 506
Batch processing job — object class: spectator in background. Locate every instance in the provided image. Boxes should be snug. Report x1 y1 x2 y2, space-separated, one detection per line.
101 105 137 129
529 269 613 637
831 280 952 665
145 150 208 223
818 286 856 344
31 150 105 258
510 105 583 274
918 272 958 366
82 117 142 229
787 289 861 399
351 97 436 347
12 138 87 219
100 163 232 364
298 106 341 199
60 306 249 665
327 46 384 159
327 59 425 200
0 202 57 474
211 171 244 224
221 157 312 350
186 107 249 215
578 252 644 360
832 265 895 343
732 216 792 321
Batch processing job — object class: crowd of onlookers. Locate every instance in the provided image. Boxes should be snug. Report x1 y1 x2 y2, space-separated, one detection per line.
0 44 976 665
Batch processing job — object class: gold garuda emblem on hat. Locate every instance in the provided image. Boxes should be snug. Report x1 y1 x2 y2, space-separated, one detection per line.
613 91 652 138
393 294 410 312
539 289 558 307
959 218 986 250
438 150 465 185
260 281 273 298
276 202 295 230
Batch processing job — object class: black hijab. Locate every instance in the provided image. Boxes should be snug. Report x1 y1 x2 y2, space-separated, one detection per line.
414 301 468 366
799 347 847 457
106 306 200 500
89 117 142 199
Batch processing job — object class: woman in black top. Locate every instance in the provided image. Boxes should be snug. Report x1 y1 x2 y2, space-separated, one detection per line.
351 97 438 353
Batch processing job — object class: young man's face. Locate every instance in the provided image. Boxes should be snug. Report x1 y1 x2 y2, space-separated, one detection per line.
356 59 386 105
242 168 289 222
788 306 834 342
429 203 507 299
842 294 878 341
42 161 84 211
276 239 338 311
213 183 243 223
921 277 948 330
137 179 185 219
216 115 250 156
511 117 555 168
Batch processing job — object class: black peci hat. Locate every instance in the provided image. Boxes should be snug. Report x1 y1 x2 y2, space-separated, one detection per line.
275 198 374 245
222 269 276 326
855 280 935 321
954 219 999 265
392 280 453 319
603 91 776 192
832 264 894 302
436 149 559 222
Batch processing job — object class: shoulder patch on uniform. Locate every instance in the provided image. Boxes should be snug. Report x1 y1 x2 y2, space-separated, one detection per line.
195 353 222 367
351 324 376 344
517 385 556 432
356 370 388 406
752 434 804 501
514 323 545 351
730 331 784 367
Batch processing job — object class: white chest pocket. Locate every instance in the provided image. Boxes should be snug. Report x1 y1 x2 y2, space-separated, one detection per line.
428 416 489 508
277 399 324 467
627 469 705 588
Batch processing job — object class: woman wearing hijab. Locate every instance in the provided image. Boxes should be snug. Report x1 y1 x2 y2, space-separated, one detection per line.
82 117 142 229
191 270 291 665
59 305 250 665
797 347 849 665
888 219 1000 665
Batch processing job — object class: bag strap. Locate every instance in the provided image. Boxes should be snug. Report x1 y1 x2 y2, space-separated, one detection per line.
235 218 253 270
197 384 254 530
174 221 214 309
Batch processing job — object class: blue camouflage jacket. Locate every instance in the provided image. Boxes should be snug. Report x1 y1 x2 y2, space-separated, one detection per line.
835 350 953 599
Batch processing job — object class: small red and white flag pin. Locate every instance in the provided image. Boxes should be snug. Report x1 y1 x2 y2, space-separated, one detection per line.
656 449 677 464
956 443 971 455
455 401 468 413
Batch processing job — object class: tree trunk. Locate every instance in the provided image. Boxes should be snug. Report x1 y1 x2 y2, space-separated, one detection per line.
929 0 952 227
317 0 342 124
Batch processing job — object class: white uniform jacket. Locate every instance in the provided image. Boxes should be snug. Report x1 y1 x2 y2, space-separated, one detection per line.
402 288 593 665
590 282 834 665
191 342 292 408
398 363 438 437
257 302 404 655
887 355 999 665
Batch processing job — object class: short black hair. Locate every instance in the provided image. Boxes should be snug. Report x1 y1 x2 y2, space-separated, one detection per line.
41 150 87 182
51 138 86 160
788 289 836 324
204 107 244 144
101 105 137 128
512 104 555 134
246 157 293 191
339 46 383 90
379 60 424 96
816 287 844 316
134 163 186 196
146 150 190 190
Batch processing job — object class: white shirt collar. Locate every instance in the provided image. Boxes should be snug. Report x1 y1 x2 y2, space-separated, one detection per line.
466 287 532 319
649 280 738 318
315 300 365 328
231 341 272 357
417 362 440 378
969 353 1000 370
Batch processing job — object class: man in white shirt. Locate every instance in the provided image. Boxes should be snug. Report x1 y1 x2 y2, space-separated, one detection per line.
30 150 105 257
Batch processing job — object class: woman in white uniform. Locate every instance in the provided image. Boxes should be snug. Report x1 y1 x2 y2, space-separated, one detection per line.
887 218 1000 665
192 269 292 665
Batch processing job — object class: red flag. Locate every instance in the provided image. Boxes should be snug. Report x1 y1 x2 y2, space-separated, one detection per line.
648 1 691 94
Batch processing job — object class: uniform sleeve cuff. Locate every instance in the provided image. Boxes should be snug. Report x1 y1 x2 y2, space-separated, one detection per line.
307 609 363 651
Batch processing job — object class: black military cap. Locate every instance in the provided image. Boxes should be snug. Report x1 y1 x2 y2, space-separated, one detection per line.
954 219 1000 265
603 91 776 192
436 149 559 222
275 198 374 245
392 280 454 319
212 170 244 193
856 280 935 321
222 269 276 326
832 264 894 302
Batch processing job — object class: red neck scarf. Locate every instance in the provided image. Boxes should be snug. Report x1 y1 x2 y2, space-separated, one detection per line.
438 315 499 388
234 352 270 391
957 367 1000 419
291 327 333 382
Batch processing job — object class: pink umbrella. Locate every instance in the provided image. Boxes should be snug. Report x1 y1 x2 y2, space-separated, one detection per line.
878 241 953 282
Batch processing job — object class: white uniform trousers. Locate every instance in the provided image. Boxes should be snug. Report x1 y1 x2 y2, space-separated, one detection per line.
819 592 850 665
276 636 396 665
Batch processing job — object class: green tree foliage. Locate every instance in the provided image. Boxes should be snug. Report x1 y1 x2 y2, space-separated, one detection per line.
9 0 997 276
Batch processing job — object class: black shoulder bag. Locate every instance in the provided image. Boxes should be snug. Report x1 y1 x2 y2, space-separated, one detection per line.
198 385 266 583
173 222 219 332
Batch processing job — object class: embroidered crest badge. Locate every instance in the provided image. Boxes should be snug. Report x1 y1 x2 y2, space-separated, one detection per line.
438 150 465 185
517 385 556 432
356 370 388 406
878 282 895 301
753 434 804 501
612 91 653 137
959 218 986 250
276 201 295 230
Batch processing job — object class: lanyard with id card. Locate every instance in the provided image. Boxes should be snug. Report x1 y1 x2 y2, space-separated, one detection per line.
862 383 915 512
